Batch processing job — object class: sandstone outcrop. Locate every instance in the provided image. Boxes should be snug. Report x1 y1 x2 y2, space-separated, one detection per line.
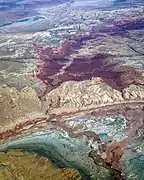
0 86 44 132
0 79 143 133
0 149 81 180
42 78 144 114
0 4 144 180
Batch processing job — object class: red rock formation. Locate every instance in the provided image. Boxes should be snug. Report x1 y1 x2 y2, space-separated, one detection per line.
0 85 143 180
33 16 144 97
33 37 144 96
114 15 144 30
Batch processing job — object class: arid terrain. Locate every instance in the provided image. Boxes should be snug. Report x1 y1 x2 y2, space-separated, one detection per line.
0 1 144 180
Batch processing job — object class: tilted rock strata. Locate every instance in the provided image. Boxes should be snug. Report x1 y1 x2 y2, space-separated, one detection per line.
122 84 144 100
0 81 143 179
0 150 81 180
34 19 144 95
0 102 143 180
0 6 143 180
0 86 45 132
0 79 143 140
43 78 144 114
35 44 144 94
0 79 144 132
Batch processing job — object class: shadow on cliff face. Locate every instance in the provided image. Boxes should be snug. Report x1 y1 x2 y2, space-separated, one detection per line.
64 54 143 91
34 16 144 96
36 51 143 96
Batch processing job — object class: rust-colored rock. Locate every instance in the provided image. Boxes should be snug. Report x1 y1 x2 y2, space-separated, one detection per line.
34 33 144 96
114 15 144 30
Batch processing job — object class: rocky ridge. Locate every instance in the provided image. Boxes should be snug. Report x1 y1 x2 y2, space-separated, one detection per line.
0 3 144 180
0 149 81 180
0 78 144 133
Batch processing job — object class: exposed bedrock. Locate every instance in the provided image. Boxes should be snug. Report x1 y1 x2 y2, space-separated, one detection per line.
0 150 81 180
0 79 143 180
0 106 143 180
114 15 144 31
34 30 144 96
0 5 144 180
0 16 144 179
0 79 144 131
41 78 144 114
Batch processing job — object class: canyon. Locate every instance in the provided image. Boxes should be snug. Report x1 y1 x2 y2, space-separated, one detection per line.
0 2 144 180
